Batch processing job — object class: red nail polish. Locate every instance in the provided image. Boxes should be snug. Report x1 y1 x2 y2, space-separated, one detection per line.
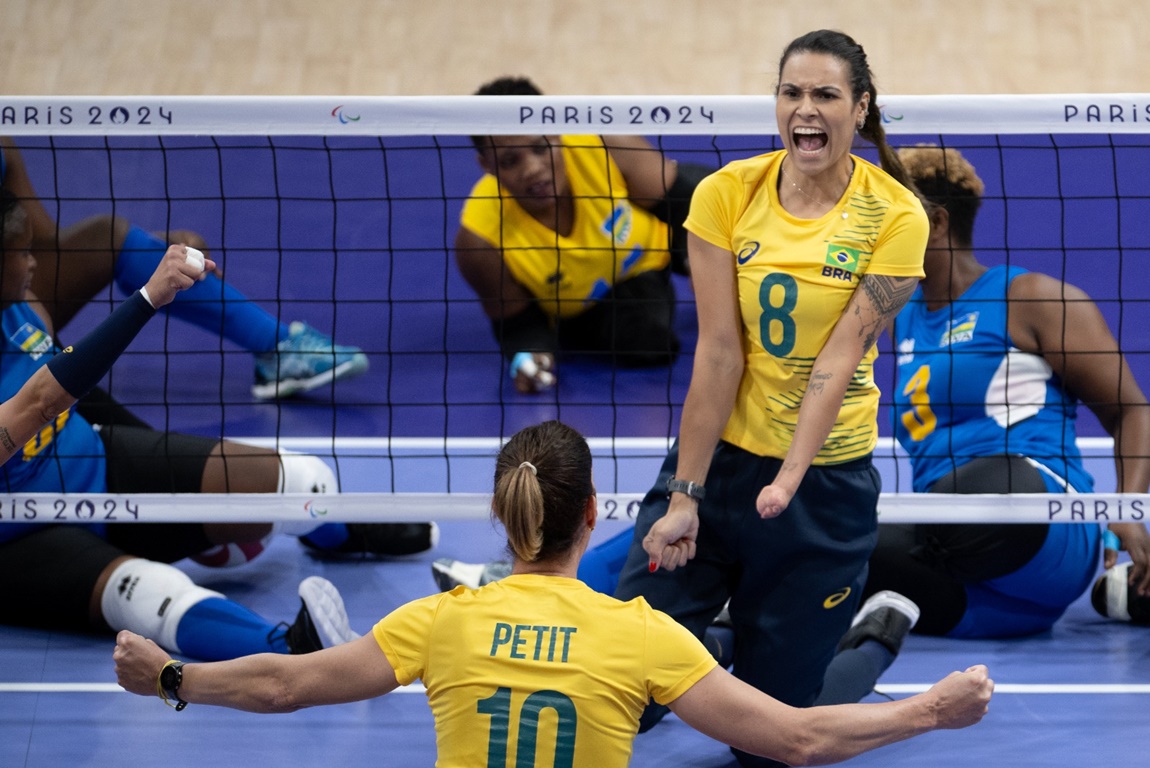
649 561 658 572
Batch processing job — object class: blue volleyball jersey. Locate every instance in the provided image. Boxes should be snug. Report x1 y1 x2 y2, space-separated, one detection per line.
892 265 1092 493
1 302 107 495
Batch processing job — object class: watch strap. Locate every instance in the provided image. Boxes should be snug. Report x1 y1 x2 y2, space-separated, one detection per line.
157 659 188 711
666 476 706 501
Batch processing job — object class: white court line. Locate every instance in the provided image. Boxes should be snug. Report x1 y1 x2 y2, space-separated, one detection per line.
878 683 1150 694
3 682 1150 694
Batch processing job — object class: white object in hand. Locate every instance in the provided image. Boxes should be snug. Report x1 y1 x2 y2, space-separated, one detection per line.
184 247 206 274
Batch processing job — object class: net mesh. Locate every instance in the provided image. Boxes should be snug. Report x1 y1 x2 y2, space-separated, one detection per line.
2 94 1148 523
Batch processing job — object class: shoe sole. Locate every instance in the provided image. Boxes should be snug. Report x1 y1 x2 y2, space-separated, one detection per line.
252 356 370 400
298 576 360 648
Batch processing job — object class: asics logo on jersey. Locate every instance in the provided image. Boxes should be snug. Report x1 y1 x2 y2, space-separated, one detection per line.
737 241 760 264
823 587 852 609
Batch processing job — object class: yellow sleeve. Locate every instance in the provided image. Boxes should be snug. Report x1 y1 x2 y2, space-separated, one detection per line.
868 190 928 279
683 167 742 253
641 601 720 705
372 593 441 686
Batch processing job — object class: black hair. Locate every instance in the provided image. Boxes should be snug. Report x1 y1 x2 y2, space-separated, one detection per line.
470 76 544 150
778 30 921 198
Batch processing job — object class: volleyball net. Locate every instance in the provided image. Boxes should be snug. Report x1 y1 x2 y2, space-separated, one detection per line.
2 94 1148 525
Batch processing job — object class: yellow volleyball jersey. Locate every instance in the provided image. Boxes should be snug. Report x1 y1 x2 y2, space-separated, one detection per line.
459 135 671 319
373 574 716 767
686 150 927 462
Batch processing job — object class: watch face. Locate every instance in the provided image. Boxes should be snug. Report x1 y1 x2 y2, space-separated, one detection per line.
161 664 180 690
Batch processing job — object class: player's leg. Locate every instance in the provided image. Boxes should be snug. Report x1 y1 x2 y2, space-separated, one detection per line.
727 457 878 768
97 425 436 562
0 526 355 661
115 226 370 398
558 267 680 367
31 214 126 329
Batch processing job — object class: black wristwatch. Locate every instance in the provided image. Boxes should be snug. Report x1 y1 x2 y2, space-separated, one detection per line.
159 660 188 711
666 476 706 502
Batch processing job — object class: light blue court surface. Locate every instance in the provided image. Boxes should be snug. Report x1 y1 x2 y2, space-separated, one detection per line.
1 527 1147 767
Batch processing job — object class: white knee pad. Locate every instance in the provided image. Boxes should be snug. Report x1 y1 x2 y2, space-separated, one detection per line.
278 451 338 494
100 558 224 653
276 451 338 536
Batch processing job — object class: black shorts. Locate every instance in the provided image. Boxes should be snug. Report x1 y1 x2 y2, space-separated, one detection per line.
96 424 215 493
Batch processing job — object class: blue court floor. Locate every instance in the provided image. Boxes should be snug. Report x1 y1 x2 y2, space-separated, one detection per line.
1 521 1147 768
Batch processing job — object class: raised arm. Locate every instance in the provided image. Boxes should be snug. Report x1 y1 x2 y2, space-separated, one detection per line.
644 232 743 570
1009 272 1150 591
756 272 919 518
601 135 677 205
0 244 211 465
669 664 993 766
114 630 398 713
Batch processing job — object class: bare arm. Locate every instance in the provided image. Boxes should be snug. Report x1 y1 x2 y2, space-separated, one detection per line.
454 226 535 320
645 233 744 570
1009 272 1150 590
758 272 919 517
601 134 677 205
454 226 555 393
114 630 398 713
669 665 993 766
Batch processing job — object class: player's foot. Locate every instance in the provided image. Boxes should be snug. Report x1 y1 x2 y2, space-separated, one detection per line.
837 590 921 655
431 558 512 591
283 576 359 653
1092 562 1150 624
252 321 369 399
301 523 439 560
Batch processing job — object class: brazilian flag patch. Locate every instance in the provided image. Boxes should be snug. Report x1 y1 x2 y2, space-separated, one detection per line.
824 244 861 272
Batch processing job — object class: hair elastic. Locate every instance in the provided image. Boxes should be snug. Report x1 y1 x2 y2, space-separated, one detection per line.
518 461 537 475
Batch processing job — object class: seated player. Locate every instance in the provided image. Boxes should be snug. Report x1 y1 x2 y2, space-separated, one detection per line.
2 136 367 399
455 77 711 393
0 203 356 660
115 420 993 766
877 144 1150 637
0 190 434 639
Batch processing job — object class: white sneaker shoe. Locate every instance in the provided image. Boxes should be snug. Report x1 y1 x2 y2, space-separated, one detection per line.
431 558 511 591
289 576 360 652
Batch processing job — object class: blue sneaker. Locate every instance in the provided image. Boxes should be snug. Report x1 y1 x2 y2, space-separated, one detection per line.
253 321 369 399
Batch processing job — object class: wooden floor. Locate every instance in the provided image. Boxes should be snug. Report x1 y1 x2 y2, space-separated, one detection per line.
2 0 1145 96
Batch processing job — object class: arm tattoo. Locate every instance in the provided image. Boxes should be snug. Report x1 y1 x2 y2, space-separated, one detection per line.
856 274 918 350
0 426 16 453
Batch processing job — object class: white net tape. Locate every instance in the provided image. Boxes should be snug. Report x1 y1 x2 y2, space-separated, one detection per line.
3 94 1149 136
